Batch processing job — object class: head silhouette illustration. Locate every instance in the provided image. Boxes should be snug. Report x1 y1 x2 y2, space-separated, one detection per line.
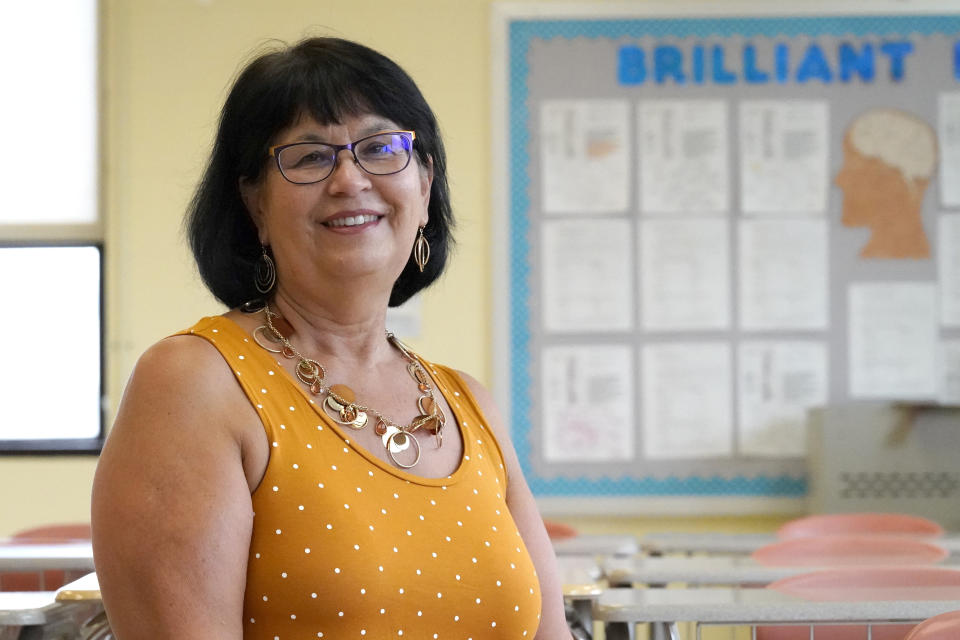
835 108 937 259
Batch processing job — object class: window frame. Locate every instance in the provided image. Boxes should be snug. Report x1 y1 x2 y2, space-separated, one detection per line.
0 240 105 455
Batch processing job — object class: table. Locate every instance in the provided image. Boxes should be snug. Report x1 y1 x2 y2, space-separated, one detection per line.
0 590 100 640
640 532 960 556
603 554 960 587
552 533 640 557
0 542 95 572
596 585 960 640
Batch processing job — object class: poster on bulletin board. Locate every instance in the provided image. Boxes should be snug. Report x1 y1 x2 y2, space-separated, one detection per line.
491 1 960 513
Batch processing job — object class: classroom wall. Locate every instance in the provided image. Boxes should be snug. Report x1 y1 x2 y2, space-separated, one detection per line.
0 0 787 536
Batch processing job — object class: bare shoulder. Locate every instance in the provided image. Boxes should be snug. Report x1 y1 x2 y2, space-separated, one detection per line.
454 369 513 444
92 333 258 637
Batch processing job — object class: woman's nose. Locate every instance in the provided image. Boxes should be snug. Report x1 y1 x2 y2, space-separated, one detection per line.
326 149 372 193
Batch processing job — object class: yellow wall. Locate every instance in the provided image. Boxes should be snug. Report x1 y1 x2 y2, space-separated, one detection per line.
0 0 790 536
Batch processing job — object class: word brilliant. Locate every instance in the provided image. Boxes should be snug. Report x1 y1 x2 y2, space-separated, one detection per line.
617 40 937 86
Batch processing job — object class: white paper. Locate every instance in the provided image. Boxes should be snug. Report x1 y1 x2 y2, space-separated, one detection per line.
642 343 732 459
541 219 633 332
938 214 960 327
541 345 634 461
540 99 630 214
738 220 829 330
939 93 960 207
638 100 729 214
939 340 960 405
738 341 828 457
740 100 829 215
848 282 938 398
640 219 730 330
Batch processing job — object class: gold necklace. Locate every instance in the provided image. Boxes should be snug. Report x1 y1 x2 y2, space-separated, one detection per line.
251 303 445 469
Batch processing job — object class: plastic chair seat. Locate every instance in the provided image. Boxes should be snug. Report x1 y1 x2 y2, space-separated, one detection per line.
752 535 948 567
777 513 943 539
905 610 960 640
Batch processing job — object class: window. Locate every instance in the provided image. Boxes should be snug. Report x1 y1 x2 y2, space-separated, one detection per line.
0 1 102 452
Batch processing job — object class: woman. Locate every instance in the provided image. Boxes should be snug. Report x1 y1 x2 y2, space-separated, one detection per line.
92 37 572 639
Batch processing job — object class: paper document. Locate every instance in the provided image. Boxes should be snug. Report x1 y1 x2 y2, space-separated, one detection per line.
540 99 630 214
738 220 829 330
638 100 729 214
541 219 633 332
848 282 938 398
939 214 960 327
640 219 730 330
939 93 960 207
740 100 829 214
642 343 732 459
541 345 634 461
738 341 828 457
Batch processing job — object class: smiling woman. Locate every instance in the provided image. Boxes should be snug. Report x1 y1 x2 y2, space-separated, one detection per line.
90 37 571 640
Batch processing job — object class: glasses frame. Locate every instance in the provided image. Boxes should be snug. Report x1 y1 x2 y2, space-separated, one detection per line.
268 130 417 184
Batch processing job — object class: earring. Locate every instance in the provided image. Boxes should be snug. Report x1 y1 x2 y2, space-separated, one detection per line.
413 226 430 273
254 246 276 294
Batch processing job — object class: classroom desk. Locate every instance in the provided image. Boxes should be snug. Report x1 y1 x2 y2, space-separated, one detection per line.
553 533 640 557
0 590 100 640
640 532 960 556
596 585 960 640
0 541 95 572
603 554 960 586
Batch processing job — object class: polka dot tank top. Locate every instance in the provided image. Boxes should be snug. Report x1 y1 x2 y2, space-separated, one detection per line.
182 316 542 639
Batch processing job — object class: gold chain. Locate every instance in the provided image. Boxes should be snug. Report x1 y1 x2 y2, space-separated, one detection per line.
252 302 445 468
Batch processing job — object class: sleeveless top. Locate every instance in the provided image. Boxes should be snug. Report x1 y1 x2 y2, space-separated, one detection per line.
180 316 542 639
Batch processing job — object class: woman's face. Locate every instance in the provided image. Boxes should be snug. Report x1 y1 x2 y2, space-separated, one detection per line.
242 112 432 300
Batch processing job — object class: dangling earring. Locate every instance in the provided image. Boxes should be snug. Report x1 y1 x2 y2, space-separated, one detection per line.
413 226 430 273
254 245 276 294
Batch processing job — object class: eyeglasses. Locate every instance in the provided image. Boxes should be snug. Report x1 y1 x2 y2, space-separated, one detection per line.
268 130 416 184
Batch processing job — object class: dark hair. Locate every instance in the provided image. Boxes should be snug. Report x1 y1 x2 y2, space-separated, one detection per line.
186 37 454 308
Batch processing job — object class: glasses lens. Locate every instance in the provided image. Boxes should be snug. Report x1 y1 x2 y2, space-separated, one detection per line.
354 132 413 175
277 143 336 183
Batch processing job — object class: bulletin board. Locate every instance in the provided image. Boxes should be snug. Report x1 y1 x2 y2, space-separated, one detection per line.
491 1 960 513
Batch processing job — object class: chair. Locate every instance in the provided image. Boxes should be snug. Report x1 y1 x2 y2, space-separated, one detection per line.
752 534 948 567
0 523 92 592
759 566 960 640
543 519 578 541
777 513 943 539
905 610 960 640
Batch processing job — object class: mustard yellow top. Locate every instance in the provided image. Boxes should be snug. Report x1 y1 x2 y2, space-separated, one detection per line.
183 316 542 639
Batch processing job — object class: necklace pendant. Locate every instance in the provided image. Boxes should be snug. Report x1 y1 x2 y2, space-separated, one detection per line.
382 425 411 452
329 383 356 405
309 379 323 395
374 419 388 436
281 345 296 359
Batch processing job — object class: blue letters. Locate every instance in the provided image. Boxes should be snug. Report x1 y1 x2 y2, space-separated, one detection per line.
880 41 914 81
692 45 705 84
712 45 737 84
743 44 770 84
617 45 646 85
616 39 919 87
775 44 789 84
839 42 875 82
654 45 686 84
796 44 833 83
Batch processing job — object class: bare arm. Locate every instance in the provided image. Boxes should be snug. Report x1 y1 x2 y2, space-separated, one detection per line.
92 336 263 639
458 371 574 640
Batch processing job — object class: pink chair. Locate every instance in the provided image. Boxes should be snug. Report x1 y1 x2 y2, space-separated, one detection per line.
777 513 943 539
905 610 960 640
543 519 578 541
0 522 92 591
753 534 948 567
759 567 960 640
